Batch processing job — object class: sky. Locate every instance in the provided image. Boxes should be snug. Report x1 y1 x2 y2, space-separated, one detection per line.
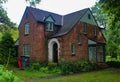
3 0 97 25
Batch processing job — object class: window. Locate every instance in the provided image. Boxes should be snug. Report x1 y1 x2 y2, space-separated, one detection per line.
84 23 87 34
71 43 76 56
88 14 91 19
78 34 81 44
45 22 54 31
23 44 30 56
25 23 29 35
94 26 97 36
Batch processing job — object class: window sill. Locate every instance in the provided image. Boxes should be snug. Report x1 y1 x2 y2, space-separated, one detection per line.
24 34 29 36
71 53 76 56
78 43 81 45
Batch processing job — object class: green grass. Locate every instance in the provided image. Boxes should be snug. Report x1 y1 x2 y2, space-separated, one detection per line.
37 68 120 82
12 67 120 82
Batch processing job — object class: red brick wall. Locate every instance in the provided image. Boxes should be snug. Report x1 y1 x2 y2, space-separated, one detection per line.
18 10 46 62
60 21 105 62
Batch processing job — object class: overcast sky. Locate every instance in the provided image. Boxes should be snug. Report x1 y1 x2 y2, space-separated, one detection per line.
4 0 97 25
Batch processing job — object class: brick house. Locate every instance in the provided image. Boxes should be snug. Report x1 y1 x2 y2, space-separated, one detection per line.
18 7 106 63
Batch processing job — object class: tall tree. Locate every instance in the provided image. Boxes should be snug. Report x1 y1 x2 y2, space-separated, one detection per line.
91 2 107 28
99 0 120 58
0 31 16 66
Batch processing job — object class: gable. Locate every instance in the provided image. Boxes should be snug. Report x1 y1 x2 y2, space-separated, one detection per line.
80 10 97 26
44 15 55 22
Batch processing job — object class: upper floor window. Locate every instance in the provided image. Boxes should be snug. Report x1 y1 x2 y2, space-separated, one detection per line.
44 15 55 32
94 26 97 36
83 23 87 34
88 14 91 19
24 23 30 35
71 43 76 56
78 34 82 45
23 44 30 57
45 22 54 31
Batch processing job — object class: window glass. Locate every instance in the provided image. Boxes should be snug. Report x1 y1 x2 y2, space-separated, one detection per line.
23 44 30 56
71 43 75 56
84 23 87 34
25 23 29 35
94 26 97 36
45 22 53 31
78 34 81 44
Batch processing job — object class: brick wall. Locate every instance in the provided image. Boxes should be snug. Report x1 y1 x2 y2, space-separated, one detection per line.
60 21 105 62
18 10 46 62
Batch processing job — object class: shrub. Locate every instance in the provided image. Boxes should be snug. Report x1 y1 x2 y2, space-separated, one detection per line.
106 61 120 68
0 65 22 82
58 60 71 74
59 59 98 74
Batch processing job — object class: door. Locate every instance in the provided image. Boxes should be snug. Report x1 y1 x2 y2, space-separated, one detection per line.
88 46 97 63
53 43 58 63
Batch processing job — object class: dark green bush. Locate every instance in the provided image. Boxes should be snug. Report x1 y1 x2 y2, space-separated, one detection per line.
58 59 97 74
106 61 120 68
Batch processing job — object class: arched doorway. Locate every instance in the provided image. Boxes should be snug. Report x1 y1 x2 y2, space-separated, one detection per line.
48 38 60 63
53 43 58 63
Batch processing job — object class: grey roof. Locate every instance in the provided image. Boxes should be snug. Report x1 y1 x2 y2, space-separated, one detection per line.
26 7 89 37
27 7 62 25
52 8 89 37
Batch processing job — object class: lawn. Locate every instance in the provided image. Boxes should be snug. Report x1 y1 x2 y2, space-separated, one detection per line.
14 68 120 82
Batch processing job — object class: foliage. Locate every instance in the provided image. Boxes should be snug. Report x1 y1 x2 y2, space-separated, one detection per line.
0 31 16 67
0 65 22 82
91 2 107 28
106 61 120 68
99 0 120 58
26 0 41 7
58 59 98 74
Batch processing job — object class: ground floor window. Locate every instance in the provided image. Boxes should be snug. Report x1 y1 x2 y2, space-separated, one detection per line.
23 44 30 56
88 46 97 63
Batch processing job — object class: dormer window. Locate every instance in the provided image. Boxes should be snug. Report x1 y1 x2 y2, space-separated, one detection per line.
44 15 55 32
45 22 54 31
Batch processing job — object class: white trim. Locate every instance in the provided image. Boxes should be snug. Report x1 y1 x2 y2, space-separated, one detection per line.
48 38 60 62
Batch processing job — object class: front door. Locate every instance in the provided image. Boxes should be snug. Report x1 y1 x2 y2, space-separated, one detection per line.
88 46 97 63
53 43 58 63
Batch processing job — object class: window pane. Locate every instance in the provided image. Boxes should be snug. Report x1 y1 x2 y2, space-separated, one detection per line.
78 34 81 44
25 23 29 35
71 43 75 55
45 22 53 31
84 23 87 34
23 45 30 56
94 26 97 36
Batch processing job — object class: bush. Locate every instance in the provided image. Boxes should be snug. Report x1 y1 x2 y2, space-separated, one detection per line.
58 59 98 74
106 61 120 68
0 65 22 82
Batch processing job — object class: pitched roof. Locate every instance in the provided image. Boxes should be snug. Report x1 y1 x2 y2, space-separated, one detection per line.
25 7 89 37
52 8 89 37
27 7 62 25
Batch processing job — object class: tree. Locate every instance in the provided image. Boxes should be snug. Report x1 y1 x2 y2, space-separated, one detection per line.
99 0 120 59
91 2 107 28
26 0 41 7
0 31 16 67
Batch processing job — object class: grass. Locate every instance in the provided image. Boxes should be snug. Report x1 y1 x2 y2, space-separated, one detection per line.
14 69 58 80
12 67 120 82
37 68 120 82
